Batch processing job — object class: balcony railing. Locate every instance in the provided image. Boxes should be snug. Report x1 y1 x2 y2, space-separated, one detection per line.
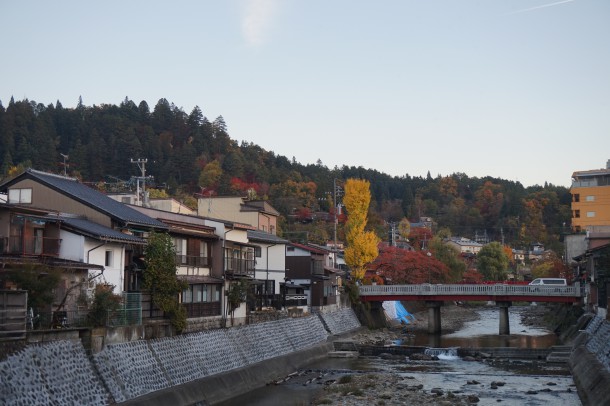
224 258 255 277
5 235 61 256
175 255 211 268
182 302 221 318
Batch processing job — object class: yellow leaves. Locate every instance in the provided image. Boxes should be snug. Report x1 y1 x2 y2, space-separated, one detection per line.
343 179 371 225
199 160 222 188
343 178 379 282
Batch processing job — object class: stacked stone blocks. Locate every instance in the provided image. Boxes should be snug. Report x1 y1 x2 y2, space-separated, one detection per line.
0 308 361 405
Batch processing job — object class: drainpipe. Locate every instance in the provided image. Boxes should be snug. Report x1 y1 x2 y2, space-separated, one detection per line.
87 242 107 272
222 225 233 327
86 242 107 294
266 244 277 308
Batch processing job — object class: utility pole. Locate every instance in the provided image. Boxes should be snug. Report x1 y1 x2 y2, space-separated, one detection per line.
333 179 343 268
130 158 150 206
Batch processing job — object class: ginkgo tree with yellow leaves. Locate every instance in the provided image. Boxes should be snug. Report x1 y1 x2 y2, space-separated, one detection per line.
343 178 380 282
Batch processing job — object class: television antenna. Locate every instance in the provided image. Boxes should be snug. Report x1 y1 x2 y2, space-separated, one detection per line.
59 153 69 176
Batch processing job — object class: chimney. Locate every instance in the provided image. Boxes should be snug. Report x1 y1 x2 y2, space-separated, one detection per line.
607 159 610 169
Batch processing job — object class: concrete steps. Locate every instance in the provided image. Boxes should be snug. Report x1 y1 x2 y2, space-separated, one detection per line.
328 351 359 358
546 345 572 363
330 340 359 358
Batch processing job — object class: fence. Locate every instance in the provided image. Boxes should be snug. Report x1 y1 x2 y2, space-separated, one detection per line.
25 293 143 330
106 293 142 327
0 291 27 341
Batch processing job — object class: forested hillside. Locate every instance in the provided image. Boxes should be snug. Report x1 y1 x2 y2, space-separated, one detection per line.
0 97 572 253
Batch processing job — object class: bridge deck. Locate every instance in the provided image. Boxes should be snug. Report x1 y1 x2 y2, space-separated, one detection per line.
358 284 582 303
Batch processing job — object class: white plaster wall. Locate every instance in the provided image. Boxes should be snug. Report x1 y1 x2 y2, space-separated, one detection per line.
59 231 85 261
226 228 248 244
253 243 286 293
286 246 310 257
85 241 125 294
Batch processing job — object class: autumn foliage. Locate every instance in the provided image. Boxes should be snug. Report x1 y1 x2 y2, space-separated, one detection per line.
531 251 573 283
343 179 379 281
370 245 450 284
408 227 433 250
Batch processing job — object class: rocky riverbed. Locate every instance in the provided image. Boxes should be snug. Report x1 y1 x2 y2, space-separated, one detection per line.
309 303 575 406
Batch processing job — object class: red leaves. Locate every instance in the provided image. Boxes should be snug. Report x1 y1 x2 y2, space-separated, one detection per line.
370 245 450 284
408 227 433 250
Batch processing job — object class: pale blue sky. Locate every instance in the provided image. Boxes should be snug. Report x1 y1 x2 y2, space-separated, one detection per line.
2 0 609 187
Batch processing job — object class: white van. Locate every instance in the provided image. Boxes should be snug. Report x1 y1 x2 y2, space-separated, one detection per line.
528 278 567 286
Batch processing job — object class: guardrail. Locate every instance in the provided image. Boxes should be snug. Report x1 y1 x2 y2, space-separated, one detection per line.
358 283 583 297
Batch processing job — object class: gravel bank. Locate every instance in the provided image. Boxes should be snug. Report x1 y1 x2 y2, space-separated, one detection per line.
311 372 481 405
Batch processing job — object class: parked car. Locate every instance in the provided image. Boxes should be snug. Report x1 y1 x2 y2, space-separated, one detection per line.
528 278 567 286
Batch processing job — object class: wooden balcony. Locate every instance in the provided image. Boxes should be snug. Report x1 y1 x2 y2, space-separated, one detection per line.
175 255 211 268
224 258 255 278
3 235 61 257
182 302 221 318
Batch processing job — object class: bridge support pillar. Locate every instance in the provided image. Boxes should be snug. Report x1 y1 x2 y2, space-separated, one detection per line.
497 301 512 335
426 301 443 334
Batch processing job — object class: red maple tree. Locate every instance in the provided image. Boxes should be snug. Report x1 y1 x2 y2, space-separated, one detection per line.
369 245 450 284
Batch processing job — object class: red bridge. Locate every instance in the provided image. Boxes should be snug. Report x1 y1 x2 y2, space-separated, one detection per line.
358 284 583 335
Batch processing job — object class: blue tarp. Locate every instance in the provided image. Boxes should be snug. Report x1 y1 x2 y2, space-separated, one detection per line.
383 301 416 324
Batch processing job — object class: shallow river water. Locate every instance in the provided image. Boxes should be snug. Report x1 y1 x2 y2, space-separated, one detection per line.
216 306 582 405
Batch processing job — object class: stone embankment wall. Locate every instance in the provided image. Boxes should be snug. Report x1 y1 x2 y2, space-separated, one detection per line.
0 308 361 406
569 314 610 406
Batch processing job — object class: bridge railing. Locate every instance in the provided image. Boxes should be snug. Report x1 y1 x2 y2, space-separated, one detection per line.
358 283 582 297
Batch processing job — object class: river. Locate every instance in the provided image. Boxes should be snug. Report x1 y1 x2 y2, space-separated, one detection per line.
216 306 581 405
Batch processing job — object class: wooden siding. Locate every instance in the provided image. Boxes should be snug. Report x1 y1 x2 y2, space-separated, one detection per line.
9 179 112 227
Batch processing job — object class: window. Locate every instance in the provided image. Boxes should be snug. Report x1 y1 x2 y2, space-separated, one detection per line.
586 195 595 202
182 287 193 303
182 284 221 303
174 237 187 264
587 211 596 218
573 194 580 202
255 246 262 258
193 284 203 302
105 250 113 267
264 279 274 295
34 229 43 255
574 210 580 218
199 241 208 258
8 188 32 204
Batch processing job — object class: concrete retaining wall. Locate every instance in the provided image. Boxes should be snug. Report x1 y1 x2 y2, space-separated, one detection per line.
569 314 610 406
317 307 362 335
0 308 361 405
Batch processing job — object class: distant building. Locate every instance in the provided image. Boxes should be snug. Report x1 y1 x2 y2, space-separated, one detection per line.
107 193 196 216
444 237 483 255
197 196 279 235
571 159 610 232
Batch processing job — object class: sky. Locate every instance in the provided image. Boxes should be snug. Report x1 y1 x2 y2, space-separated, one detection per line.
1 0 609 188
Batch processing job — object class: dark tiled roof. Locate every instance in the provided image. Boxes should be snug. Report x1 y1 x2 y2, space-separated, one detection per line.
13 169 166 229
60 216 146 244
247 229 289 244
